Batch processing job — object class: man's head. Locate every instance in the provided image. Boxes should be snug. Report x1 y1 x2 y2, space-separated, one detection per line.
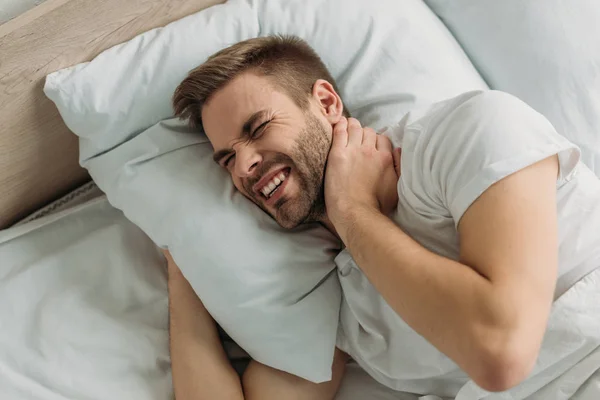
173 36 349 229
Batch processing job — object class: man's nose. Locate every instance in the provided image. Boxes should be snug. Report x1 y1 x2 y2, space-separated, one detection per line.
234 146 262 178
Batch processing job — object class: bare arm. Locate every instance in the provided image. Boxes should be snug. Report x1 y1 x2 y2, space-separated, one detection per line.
166 250 244 400
325 118 559 392
164 250 347 400
243 349 348 399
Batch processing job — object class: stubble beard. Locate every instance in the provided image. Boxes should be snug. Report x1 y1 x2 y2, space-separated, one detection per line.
247 113 331 229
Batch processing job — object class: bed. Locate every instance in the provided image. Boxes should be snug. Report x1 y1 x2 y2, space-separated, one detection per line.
0 3 215 399
0 1 404 398
2 0 600 399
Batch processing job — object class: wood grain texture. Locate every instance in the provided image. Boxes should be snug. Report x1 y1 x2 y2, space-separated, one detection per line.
0 0 224 228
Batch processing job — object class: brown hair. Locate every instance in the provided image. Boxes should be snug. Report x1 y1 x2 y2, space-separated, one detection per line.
172 35 349 130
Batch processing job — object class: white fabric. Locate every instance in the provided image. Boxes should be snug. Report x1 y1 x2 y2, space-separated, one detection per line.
43 0 487 382
0 193 424 400
336 91 600 398
0 0 45 24
457 269 600 400
44 0 487 164
15 181 102 226
86 118 343 383
1 196 598 400
336 362 452 400
424 0 600 178
0 198 171 400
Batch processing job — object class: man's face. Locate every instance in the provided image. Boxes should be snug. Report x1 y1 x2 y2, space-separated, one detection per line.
202 72 332 229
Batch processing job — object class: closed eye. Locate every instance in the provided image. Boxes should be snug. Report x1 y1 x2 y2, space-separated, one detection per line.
224 154 235 168
220 119 271 168
251 119 271 138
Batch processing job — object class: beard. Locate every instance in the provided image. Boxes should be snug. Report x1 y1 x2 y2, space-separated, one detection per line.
243 112 331 229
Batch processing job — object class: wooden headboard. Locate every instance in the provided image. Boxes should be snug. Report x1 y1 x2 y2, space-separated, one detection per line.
0 0 224 229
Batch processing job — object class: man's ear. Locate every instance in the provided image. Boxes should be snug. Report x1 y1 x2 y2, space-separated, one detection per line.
312 79 344 125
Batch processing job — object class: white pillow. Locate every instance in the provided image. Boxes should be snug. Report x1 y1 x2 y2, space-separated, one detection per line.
86 119 344 382
44 0 487 382
425 0 600 177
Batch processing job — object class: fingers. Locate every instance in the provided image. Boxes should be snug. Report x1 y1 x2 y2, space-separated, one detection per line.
362 127 377 147
347 117 363 146
332 117 349 148
376 134 393 153
333 117 389 155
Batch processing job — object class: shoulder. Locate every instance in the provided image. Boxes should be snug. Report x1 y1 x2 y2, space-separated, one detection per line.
395 90 540 149
429 90 542 131
415 89 562 155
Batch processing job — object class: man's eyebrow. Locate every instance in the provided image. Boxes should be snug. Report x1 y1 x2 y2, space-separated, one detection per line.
212 148 231 165
212 109 269 164
241 109 269 135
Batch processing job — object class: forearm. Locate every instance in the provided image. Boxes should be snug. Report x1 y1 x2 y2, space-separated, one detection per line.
167 254 345 400
168 263 243 400
338 207 520 377
243 349 348 400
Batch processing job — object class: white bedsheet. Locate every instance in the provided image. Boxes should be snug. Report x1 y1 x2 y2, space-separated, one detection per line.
0 197 172 400
457 269 600 400
335 269 600 400
0 193 408 399
339 269 600 400
1 191 597 399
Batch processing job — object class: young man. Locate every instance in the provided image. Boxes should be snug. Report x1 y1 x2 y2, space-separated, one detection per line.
165 35 600 399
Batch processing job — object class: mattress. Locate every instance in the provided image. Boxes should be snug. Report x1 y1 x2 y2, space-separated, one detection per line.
14 180 103 226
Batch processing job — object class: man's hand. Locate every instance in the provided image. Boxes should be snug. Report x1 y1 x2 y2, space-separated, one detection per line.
324 117 399 237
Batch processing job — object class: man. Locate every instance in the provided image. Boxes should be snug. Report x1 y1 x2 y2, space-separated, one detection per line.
165 35 600 399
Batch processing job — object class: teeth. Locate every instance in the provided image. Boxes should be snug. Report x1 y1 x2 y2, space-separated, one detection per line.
260 170 288 198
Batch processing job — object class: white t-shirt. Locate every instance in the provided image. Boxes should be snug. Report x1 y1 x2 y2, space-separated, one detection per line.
335 90 600 396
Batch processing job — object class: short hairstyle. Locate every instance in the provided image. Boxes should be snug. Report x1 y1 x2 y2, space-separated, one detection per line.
172 35 349 130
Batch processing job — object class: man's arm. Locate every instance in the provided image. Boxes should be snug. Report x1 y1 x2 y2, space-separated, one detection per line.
325 118 559 392
165 250 347 400
166 250 244 400
243 349 348 399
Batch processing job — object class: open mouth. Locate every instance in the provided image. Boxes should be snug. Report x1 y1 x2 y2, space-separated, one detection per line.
259 168 291 200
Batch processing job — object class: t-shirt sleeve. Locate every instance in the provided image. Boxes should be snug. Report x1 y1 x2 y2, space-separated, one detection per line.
422 90 581 227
